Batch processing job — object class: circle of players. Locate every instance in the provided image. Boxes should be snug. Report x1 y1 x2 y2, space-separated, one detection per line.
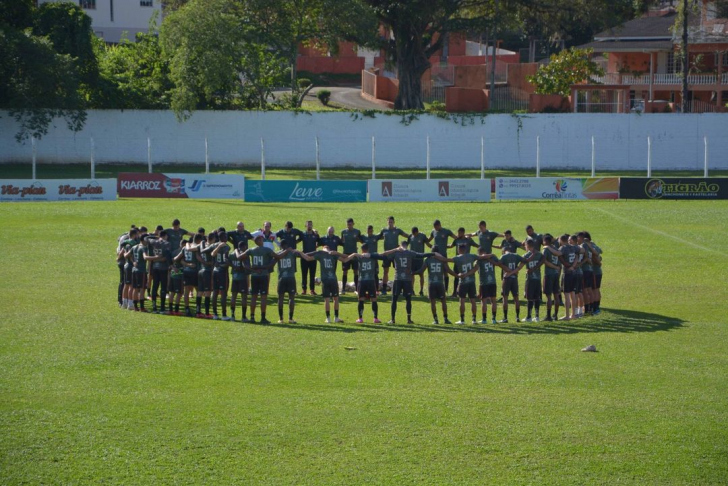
117 216 603 325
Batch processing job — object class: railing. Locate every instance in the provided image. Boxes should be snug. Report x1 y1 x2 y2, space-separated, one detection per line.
575 102 623 114
623 74 650 85
489 86 529 112
430 64 455 86
687 100 717 113
361 70 376 97
723 72 728 84
593 73 721 86
688 74 717 85
653 73 681 84
422 83 447 104
591 73 620 84
485 63 509 84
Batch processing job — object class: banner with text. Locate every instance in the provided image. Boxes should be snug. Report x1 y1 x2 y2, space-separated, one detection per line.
495 177 619 200
118 173 244 199
619 178 727 200
244 180 367 202
368 179 491 202
1 179 116 202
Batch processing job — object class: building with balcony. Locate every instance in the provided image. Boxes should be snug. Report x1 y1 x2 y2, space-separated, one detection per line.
576 0 728 113
37 0 162 44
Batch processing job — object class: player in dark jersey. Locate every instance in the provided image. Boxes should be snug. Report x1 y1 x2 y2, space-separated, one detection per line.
439 243 482 324
584 235 603 315
149 231 172 314
500 248 527 323
117 228 139 309
168 239 185 315
174 234 201 317
464 246 507 324
541 234 563 321
130 235 156 312
299 245 346 323
230 241 251 322
427 220 456 295
379 241 433 324
276 221 303 250
570 234 586 318
164 219 191 253
299 220 319 295
318 226 342 253
210 232 232 320
501 230 524 254
236 234 290 324
195 232 218 318
378 216 409 295
524 225 544 251
449 228 478 298
517 239 544 322
228 221 253 253
415 246 456 324
558 234 578 321
467 220 503 254
359 225 382 293
341 243 383 324
340 218 361 295
276 241 300 324
408 227 430 296
578 231 596 316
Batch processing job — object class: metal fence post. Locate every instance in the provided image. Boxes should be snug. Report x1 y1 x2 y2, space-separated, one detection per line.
31 136 37 180
371 136 376 180
315 136 320 181
90 137 95 179
261 137 266 180
647 136 652 177
536 136 541 178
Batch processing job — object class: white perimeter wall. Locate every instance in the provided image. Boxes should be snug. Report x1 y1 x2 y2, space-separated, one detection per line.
1 110 727 171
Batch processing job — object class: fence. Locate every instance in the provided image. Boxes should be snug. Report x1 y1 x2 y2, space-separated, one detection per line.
361 70 376 98
489 86 529 112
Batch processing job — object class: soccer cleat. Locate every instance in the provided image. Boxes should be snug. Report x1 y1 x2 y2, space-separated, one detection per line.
241 317 250 323
373 318 382 324
213 315 221 320
480 319 488 324
432 320 439 325
559 316 571 321
334 318 344 323
499 319 509 323
419 291 424 297
288 319 297 324
259 318 270 324
491 319 497 324
222 316 231 321
443 318 452 324
340 290 346 295
325 318 331 324
593 309 601 315
524 317 532 322
205 314 214 320
544 316 553 322
278 319 285 324
534 316 540 322
356 318 364 323
471 318 477 324
387 320 395 325
407 319 414 324
301 290 307 295
455 320 465 325
310 290 317 296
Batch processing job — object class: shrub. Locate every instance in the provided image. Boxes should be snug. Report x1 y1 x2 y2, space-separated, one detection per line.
317 89 331 106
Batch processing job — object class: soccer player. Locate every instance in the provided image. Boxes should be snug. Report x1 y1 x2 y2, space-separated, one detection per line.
175 234 202 317
276 221 303 250
585 236 603 315
168 239 185 315
196 232 217 318
571 234 586 318
130 235 156 312
500 230 524 254
408 227 429 296
340 218 361 295
340 244 382 323
299 220 319 295
449 228 478 298
469 220 503 253
500 247 527 323
230 241 251 322
473 247 506 323
427 220 456 294
149 231 172 314
299 245 345 323
164 219 192 262
451 243 481 324
541 234 563 321
558 234 578 321
378 216 409 295
276 241 299 324
380 240 433 325
237 234 290 324
524 225 544 251
210 232 231 320
517 239 544 322
578 231 595 315
415 245 456 324
359 225 382 292
118 228 139 309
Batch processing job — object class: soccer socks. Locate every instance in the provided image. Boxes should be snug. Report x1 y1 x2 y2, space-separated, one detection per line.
391 299 398 320
405 296 412 319
342 274 348 290
354 274 359 290
527 301 533 318
482 313 487 321
326 311 331 319
196 296 202 314
204 297 211 315
161 292 167 312
278 305 284 320
334 309 339 319
221 296 227 317
372 301 378 318
358 301 364 318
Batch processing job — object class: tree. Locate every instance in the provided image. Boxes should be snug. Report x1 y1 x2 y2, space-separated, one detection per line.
527 47 604 96
160 0 288 117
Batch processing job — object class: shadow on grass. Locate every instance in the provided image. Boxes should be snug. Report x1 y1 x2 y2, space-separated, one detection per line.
240 307 685 335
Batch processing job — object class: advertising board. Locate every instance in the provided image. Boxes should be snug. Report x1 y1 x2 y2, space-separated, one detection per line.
118 173 244 199
368 179 491 202
0 179 117 202
495 177 619 200
619 178 727 200
244 180 367 202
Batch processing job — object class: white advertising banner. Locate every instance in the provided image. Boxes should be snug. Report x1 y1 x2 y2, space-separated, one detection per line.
495 177 620 200
0 179 117 202
368 179 491 202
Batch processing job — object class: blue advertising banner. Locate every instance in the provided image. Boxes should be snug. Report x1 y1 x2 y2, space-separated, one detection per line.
244 180 367 202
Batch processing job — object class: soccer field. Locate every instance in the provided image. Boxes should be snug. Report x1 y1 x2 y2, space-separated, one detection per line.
1 199 727 485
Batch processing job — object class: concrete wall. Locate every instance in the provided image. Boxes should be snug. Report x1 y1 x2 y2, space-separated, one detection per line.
2 111 727 170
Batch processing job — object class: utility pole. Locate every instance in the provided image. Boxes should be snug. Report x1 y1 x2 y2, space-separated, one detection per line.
490 0 499 95
681 0 690 113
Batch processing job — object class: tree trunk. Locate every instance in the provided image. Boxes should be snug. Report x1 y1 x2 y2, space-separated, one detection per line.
394 30 430 110
290 45 299 94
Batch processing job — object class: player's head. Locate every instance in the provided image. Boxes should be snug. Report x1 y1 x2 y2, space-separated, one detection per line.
155 225 163 235
218 231 227 243
193 234 203 244
323 244 332 252
179 239 186 249
361 243 369 252
576 232 585 243
411 226 419 235
237 241 246 251
130 224 137 230
543 234 553 246
306 220 313 231
347 218 354 229
172 219 181 229
457 243 467 254
140 226 148 234
387 216 395 228
559 234 569 246
526 225 535 236
526 239 536 250
285 221 293 230
140 234 150 246
218 226 226 233
254 234 264 246
504 229 512 240
159 230 168 241
457 227 465 236
569 234 578 245
433 219 442 230
478 246 488 255
400 240 409 249
367 224 374 235
198 227 205 235
263 221 271 231
583 231 592 240
208 232 218 243
280 240 289 250
327 226 334 236
479 220 487 230
129 228 139 239
236 221 245 232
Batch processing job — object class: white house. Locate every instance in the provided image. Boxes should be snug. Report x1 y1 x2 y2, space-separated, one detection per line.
37 0 162 43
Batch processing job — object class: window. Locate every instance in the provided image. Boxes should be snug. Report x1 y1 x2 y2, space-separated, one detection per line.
667 52 683 74
140 0 153 6
79 0 96 9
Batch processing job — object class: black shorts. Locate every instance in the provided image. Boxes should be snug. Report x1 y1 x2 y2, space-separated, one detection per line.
197 269 212 292
231 275 248 294
277 277 297 295
321 279 339 298
458 281 477 299
480 284 497 299
412 258 424 274
169 277 183 293
124 266 133 285
563 272 576 293
583 270 595 289
250 275 269 296
526 279 542 301
213 269 229 291
393 280 413 297
183 269 198 287
358 280 377 299
342 255 359 271
574 272 584 294
428 283 445 300
595 274 603 289
543 274 560 295
382 254 394 268
502 278 518 297
132 269 145 289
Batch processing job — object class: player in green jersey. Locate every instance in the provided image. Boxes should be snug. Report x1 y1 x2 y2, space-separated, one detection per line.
117 228 139 310
149 231 172 314
237 234 290 324
359 225 382 293
130 235 157 312
174 234 202 317
210 233 232 320
499 248 529 323
230 241 252 322
516 239 544 322
168 239 185 315
470 247 509 324
449 228 479 299
570 234 587 318
427 220 456 295
341 244 383 323
541 234 563 321
524 225 544 251
451 243 482 324
467 220 503 254
408 227 430 296
577 231 596 315
299 245 346 323
378 216 409 295
299 220 320 295
415 246 457 324
275 241 300 324
378 241 433 325
584 235 603 315
340 218 362 295
557 234 578 321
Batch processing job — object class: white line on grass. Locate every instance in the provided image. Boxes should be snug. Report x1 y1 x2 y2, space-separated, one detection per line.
591 206 719 254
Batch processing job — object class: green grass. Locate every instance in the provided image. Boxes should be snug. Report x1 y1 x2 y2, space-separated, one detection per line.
1 199 727 484
2 162 727 180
